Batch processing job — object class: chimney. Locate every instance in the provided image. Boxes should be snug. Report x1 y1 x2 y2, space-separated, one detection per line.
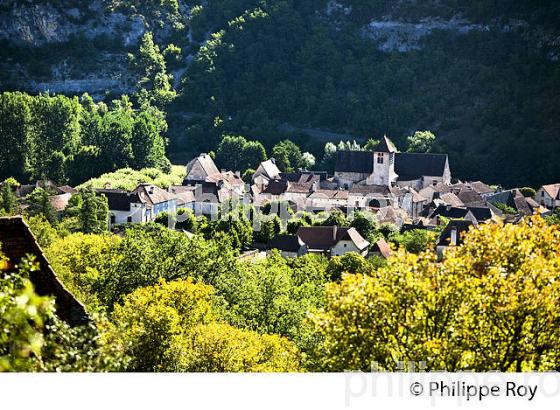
450 227 458 246
149 186 154 194
270 157 276 165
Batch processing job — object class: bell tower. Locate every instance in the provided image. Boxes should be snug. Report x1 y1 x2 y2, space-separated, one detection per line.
368 135 398 186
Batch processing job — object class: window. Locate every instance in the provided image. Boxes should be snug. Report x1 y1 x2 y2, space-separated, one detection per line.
127 216 132 223
377 153 384 164
110 215 116 225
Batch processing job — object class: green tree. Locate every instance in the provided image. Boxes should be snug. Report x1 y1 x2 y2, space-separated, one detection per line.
406 130 436 153
130 32 176 108
164 322 301 372
310 216 560 371
108 278 217 371
29 94 81 182
0 178 19 215
215 135 267 172
26 187 57 224
77 187 109 234
131 107 171 171
272 140 303 173
0 92 31 181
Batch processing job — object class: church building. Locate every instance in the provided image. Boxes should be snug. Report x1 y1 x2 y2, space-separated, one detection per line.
335 136 451 190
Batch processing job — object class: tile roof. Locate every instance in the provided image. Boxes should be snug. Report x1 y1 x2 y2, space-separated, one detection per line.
542 183 560 199
0 216 89 326
308 189 349 200
296 226 369 251
259 159 281 180
437 192 464 207
49 192 72 212
133 184 175 207
371 239 391 259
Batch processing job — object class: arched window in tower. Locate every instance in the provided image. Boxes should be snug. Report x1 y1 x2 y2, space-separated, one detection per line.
377 153 384 164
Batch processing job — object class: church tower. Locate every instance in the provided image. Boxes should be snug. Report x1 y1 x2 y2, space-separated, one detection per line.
367 136 398 186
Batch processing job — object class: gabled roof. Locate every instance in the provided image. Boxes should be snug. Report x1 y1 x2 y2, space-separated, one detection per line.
96 189 142 211
286 182 314 194
296 226 369 251
469 181 495 195
49 192 72 212
349 184 392 196
374 135 397 153
394 152 448 180
186 153 221 180
456 188 485 206
308 189 349 200
0 216 89 326
541 183 560 200
429 205 470 220
436 219 476 247
259 159 281 180
437 192 464 208
336 151 373 174
261 180 289 195
267 234 303 252
371 239 391 259
133 184 175 206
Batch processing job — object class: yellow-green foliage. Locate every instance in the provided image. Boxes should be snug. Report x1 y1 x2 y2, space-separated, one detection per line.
45 233 122 311
107 278 301 372
0 254 53 371
310 216 560 372
78 165 186 191
165 323 301 372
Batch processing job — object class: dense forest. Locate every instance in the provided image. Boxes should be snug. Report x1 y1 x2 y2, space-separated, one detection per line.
177 0 560 187
0 0 559 187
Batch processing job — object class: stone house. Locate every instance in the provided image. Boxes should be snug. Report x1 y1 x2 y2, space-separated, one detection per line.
535 184 560 209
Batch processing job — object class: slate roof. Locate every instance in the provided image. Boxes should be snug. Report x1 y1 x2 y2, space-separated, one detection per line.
262 180 289 195
456 188 485 206
374 136 397 153
466 207 494 222
0 216 89 326
394 152 448 180
437 192 464 207
336 150 448 180
336 151 373 174
436 220 476 247
187 153 220 179
267 234 303 253
282 171 327 183
486 189 532 216
96 189 142 211
349 185 393 196
429 205 470 220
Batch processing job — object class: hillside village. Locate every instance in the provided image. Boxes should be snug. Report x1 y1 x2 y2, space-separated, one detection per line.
6 136 558 262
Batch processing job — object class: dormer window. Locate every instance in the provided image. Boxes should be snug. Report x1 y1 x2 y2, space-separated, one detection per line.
377 153 384 164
